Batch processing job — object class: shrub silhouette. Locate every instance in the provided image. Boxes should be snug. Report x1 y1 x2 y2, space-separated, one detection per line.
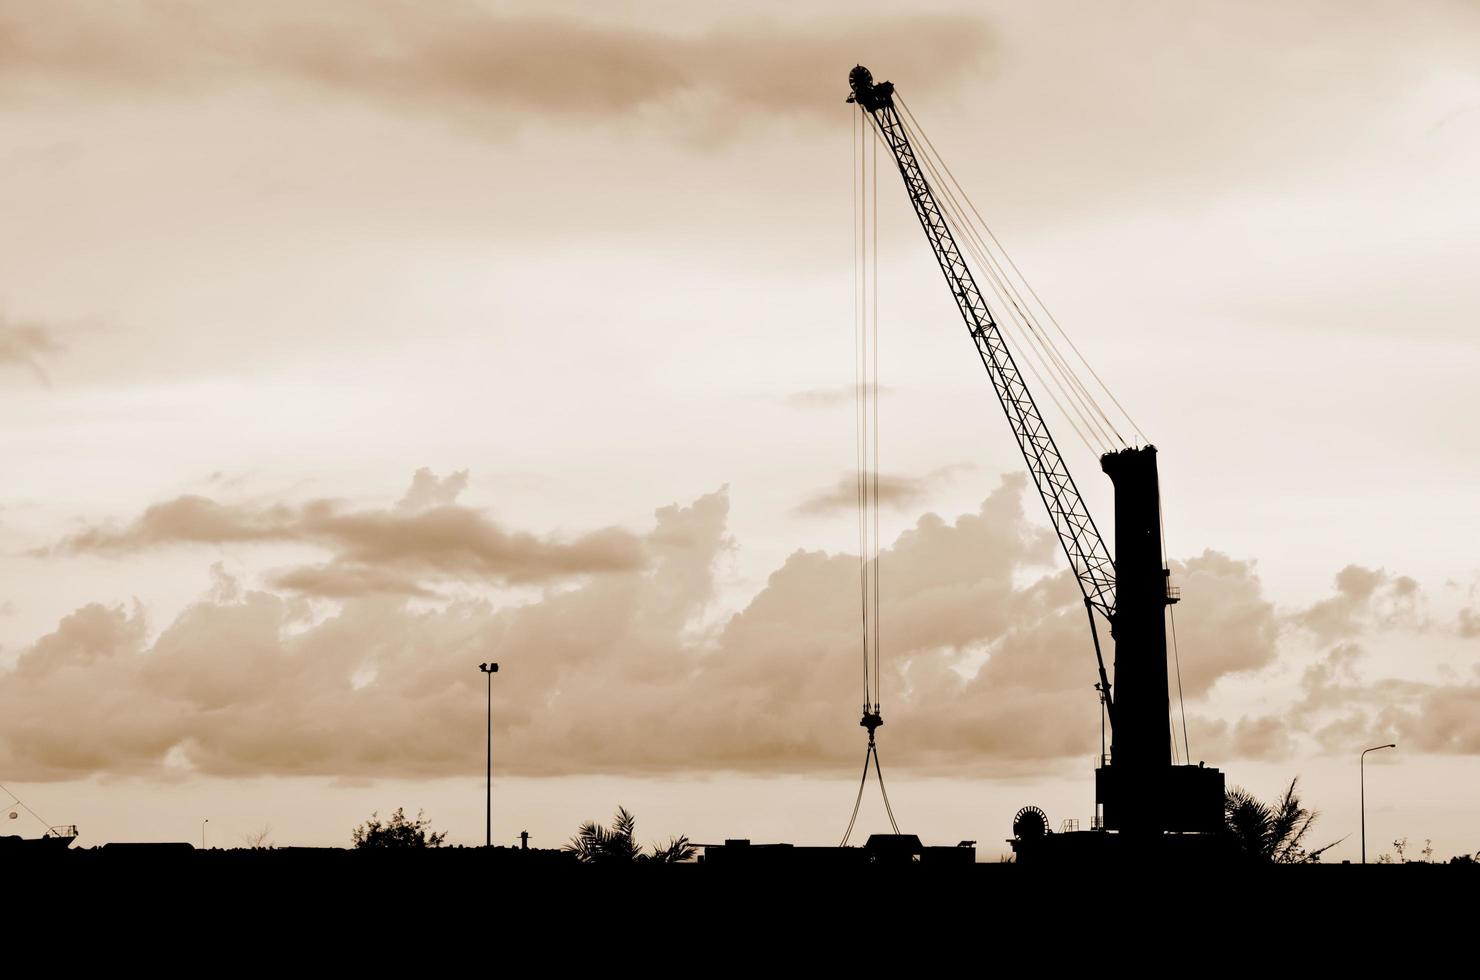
241 824 274 849
351 808 447 849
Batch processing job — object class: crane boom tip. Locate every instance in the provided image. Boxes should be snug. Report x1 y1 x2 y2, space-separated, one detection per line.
846 65 893 111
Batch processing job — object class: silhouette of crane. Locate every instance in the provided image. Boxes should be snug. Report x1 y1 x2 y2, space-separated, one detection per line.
847 66 1225 860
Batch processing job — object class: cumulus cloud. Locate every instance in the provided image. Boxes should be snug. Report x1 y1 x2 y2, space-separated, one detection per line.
396 468 468 514
52 470 645 594
1166 551 1278 696
3 475 1294 781
1277 574 1480 756
1293 565 1427 643
1138 559 1480 766
0 2 993 134
1293 660 1472 757
28 471 1478 781
1382 683 1480 754
1185 714 1296 763
794 465 972 516
268 564 437 600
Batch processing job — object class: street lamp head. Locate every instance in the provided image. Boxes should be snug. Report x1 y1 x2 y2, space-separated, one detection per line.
478 662 499 674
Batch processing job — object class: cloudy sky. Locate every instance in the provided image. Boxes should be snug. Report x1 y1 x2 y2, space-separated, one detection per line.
2 0 1478 859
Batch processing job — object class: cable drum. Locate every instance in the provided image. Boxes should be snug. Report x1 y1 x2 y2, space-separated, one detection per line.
1012 806 1050 841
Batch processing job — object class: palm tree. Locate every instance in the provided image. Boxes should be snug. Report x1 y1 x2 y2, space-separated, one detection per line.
564 806 696 864
646 834 698 864
1224 777 1343 863
565 806 642 864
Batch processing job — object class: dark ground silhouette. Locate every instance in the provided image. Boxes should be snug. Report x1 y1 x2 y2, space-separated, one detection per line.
3 841 1472 961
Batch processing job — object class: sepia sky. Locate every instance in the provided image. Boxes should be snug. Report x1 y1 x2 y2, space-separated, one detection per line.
2 0 1479 859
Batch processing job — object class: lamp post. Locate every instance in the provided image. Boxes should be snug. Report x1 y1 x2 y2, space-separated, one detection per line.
478 662 499 847
201 817 209 850
1361 743 1396 864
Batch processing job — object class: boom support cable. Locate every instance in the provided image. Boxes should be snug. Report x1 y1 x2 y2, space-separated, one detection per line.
911 140 1113 454
915 166 1119 452
890 104 1125 453
850 73 1119 620
1159 496 1191 764
897 125 1105 454
896 95 1146 447
1170 604 1190 763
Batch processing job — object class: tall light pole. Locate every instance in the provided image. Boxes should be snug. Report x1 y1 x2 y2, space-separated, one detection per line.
478 662 499 847
201 817 209 850
1361 742 1396 864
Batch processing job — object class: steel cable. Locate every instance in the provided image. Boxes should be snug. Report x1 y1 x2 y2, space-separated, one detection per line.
897 95 1144 446
889 109 1116 453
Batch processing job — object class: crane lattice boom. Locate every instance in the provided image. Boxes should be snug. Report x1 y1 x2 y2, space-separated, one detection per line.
847 67 1116 620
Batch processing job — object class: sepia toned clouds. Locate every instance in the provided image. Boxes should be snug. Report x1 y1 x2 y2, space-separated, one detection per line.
1162 550 1279 698
268 564 437 600
1121 560 1480 765
0 1 992 134
396 468 469 514
50 470 646 594
2 473 1299 781
1185 714 1297 764
794 465 973 516
1269 567 1480 758
1384 683 1480 754
0 3 1476 847
8 465 1479 784
1293 565 1425 643
0 2 1474 864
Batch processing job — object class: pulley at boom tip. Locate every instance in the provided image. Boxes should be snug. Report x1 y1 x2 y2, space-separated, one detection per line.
845 65 894 112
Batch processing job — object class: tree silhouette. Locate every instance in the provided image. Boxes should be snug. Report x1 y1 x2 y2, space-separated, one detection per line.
564 806 695 864
241 824 274 849
351 808 447 849
1223 777 1342 863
